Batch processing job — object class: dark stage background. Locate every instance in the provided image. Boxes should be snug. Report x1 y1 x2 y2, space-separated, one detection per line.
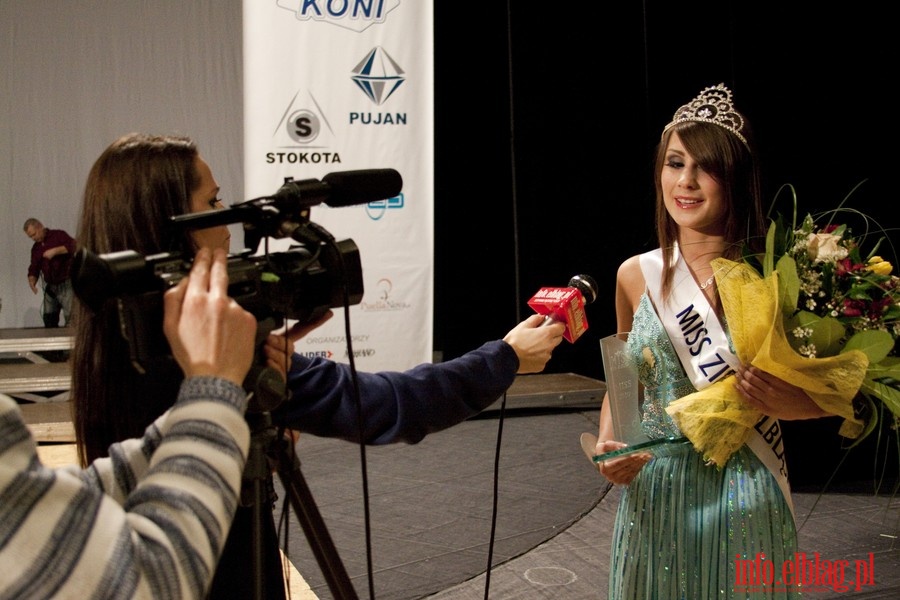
432 3 896 489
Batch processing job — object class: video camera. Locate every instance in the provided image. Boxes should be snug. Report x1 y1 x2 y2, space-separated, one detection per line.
71 169 402 383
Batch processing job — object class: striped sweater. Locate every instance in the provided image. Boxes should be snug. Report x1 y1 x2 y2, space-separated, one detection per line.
0 377 250 599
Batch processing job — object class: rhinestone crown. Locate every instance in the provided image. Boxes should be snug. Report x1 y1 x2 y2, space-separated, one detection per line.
663 83 748 147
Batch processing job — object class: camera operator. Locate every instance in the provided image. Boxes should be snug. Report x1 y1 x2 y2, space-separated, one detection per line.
72 132 565 464
70 133 565 597
1 248 258 599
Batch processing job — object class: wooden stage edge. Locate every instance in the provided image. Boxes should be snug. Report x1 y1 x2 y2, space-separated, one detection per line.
0 326 74 353
487 372 606 412
20 400 76 443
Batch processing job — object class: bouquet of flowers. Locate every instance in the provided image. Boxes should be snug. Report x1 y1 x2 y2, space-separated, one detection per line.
666 185 900 466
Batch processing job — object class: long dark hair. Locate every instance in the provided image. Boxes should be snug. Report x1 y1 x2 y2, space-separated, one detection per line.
653 121 765 298
72 133 200 465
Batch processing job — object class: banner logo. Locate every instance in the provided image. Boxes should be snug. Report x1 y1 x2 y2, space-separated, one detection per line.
277 90 333 146
286 109 321 144
361 278 411 312
305 334 371 344
299 350 334 359
345 348 377 358
265 90 343 165
351 47 405 105
365 193 405 220
276 0 400 32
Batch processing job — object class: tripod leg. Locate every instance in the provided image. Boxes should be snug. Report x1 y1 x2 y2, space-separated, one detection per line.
208 504 287 600
208 429 287 600
273 438 359 600
211 409 357 599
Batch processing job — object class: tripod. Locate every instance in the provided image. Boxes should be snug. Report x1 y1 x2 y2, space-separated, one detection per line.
207 338 359 599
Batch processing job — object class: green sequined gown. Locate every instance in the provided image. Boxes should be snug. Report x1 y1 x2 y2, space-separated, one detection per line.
608 294 799 599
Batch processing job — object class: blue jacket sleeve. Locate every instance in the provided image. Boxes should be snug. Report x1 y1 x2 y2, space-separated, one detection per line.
273 339 519 444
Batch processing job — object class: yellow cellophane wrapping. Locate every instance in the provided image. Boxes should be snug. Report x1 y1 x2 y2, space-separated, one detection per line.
665 258 867 467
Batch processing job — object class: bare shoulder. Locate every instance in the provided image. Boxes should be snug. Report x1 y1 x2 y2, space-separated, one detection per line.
614 255 646 313
616 255 644 290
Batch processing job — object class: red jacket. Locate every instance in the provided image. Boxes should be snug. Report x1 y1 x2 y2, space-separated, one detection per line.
28 228 76 284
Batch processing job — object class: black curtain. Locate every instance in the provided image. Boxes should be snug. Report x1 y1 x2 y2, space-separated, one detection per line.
434 2 895 488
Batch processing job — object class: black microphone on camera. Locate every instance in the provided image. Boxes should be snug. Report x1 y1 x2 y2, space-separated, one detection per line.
169 168 403 253
527 274 599 343
169 169 404 233
274 168 403 208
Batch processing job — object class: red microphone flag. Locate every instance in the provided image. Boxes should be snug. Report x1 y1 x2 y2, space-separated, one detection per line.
527 286 589 343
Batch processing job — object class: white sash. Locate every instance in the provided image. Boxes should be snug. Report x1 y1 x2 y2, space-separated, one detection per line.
639 247 794 518
639 247 739 388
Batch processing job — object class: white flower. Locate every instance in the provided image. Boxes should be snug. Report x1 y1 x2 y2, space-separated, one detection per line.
806 232 848 263
798 344 817 358
792 326 813 339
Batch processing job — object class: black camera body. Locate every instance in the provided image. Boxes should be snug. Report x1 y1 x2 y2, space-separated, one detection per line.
72 239 363 374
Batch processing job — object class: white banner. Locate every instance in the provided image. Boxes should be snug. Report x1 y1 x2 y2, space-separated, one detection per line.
243 1 433 370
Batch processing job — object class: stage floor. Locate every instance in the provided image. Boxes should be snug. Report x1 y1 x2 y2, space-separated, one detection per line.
21 361 900 599
280 391 900 599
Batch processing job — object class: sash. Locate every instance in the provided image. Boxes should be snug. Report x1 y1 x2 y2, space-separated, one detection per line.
639 247 794 517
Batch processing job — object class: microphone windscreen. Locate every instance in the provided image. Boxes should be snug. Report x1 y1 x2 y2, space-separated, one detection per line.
568 274 599 305
322 169 403 207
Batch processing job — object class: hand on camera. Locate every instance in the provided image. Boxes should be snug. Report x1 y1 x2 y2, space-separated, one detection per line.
261 310 335 379
284 310 335 345
503 313 565 374
163 247 257 386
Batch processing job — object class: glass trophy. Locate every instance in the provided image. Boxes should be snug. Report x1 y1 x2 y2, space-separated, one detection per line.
588 333 690 463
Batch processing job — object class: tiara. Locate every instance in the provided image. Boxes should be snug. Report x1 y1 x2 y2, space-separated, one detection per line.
663 83 748 147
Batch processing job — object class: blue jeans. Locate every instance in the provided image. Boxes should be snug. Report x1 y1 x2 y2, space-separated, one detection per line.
42 279 73 327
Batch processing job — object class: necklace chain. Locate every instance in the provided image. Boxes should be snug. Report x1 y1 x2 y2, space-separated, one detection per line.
699 274 715 290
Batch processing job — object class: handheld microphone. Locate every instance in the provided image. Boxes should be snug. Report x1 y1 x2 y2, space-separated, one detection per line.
527 274 599 343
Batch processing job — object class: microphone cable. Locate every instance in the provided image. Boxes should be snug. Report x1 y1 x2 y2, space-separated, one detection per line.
340 262 376 600
263 226 373 600
308 223 376 600
483 1 521 598
484 389 507 600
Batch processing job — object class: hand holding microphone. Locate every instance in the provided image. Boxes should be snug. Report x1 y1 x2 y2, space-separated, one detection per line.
527 274 599 343
503 314 565 374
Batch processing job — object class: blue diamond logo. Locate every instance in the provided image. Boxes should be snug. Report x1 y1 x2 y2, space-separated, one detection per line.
351 46 405 105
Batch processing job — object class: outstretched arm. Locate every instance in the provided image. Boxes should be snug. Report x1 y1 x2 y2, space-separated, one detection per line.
274 314 564 444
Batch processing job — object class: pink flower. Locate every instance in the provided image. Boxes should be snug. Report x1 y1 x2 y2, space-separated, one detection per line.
835 258 863 275
841 300 863 317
